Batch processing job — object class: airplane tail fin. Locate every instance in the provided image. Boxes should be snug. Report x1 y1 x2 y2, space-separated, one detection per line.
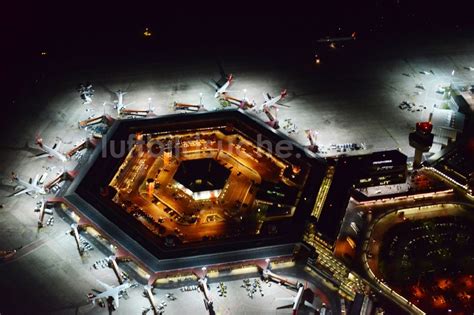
351 32 357 39
228 74 233 82
263 258 271 271
35 135 43 148
10 172 17 181
280 89 288 99
195 266 208 280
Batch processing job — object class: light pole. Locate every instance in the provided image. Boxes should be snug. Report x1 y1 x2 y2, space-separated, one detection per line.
199 93 203 106
148 97 152 111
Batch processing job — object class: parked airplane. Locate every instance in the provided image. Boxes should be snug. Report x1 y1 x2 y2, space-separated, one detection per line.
89 279 133 310
254 90 289 112
10 172 48 197
195 267 214 312
34 137 69 162
276 282 318 315
113 90 153 117
114 90 131 115
210 74 233 98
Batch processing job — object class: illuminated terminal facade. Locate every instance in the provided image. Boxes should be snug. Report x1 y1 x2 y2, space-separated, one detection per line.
63 110 327 272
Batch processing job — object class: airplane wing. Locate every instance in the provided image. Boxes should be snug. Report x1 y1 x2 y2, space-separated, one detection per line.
114 91 127 96
33 174 40 186
304 300 318 311
275 102 291 108
276 303 294 310
33 152 48 159
10 188 33 197
263 93 270 102
276 297 295 302
39 173 48 184
96 279 113 291
91 289 103 294
113 292 120 308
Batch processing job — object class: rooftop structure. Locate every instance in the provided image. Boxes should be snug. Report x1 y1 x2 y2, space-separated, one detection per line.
429 108 465 154
452 93 474 116
426 137 474 195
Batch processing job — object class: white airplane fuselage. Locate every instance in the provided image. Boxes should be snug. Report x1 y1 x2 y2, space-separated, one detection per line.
262 95 283 108
214 76 232 98
115 91 127 114
41 144 68 162
292 285 305 314
198 278 213 307
13 177 47 196
257 90 287 111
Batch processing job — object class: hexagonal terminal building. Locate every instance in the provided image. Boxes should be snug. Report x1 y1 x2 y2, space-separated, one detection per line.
64 110 327 273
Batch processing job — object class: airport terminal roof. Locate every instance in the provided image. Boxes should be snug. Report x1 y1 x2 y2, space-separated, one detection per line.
454 93 474 116
431 108 465 133
63 110 327 272
427 137 474 191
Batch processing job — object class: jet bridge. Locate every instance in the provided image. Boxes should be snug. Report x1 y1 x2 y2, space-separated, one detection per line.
263 105 279 129
221 95 255 109
78 115 115 128
120 108 155 118
173 102 206 112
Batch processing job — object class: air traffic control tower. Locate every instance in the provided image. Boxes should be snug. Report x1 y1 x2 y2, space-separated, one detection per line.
409 121 434 168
